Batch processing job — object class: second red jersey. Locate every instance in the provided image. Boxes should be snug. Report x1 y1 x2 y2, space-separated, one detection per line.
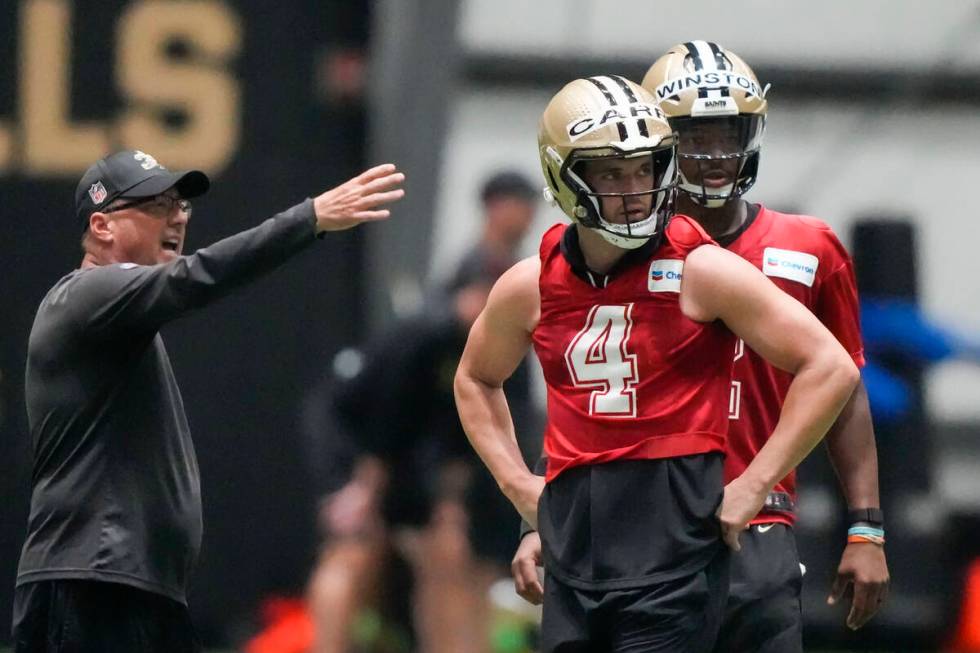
723 204 866 524
532 217 736 482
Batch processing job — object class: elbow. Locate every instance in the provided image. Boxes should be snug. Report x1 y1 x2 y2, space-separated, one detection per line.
834 351 861 398
453 366 468 404
805 344 860 402
453 363 481 405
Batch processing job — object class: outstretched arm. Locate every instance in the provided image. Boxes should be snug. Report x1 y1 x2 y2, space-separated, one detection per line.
74 164 405 338
454 257 544 528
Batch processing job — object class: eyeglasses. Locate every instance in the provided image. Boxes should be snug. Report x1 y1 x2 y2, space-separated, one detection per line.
103 194 192 217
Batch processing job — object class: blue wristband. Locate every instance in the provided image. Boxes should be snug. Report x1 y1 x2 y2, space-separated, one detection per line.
848 525 885 539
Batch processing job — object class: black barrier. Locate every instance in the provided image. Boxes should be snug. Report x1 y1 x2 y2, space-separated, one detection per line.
0 0 370 645
796 217 954 650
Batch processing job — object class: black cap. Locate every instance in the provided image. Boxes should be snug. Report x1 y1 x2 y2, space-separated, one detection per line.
75 150 210 228
480 170 538 204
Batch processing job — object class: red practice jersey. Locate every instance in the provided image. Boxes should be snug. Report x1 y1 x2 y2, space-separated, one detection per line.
532 217 736 482
723 204 865 525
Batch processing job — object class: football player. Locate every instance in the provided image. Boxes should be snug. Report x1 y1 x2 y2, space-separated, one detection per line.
456 76 859 652
511 43 890 651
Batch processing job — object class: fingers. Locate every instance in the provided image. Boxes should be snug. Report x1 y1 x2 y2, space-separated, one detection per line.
359 189 406 208
846 580 887 630
847 582 873 630
826 574 847 606
356 163 399 183
351 210 391 222
829 572 888 629
362 172 406 194
722 525 742 552
511 557 544 605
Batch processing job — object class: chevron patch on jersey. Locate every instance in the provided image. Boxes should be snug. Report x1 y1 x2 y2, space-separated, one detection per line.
762 247 818 287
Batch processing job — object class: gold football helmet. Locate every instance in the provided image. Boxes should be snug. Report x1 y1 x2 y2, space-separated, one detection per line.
538 76 677 249
642 41 768 207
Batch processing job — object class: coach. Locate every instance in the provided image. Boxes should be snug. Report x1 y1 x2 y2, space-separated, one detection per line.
12 150 404 652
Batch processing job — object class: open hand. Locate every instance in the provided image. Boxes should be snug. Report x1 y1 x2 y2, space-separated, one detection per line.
314 163 405 232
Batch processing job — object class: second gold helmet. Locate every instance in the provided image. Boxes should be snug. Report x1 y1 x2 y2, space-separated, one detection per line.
642 41 767 207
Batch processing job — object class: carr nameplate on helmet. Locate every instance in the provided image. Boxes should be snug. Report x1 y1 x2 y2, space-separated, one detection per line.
88 181 107 204
648 259 683 292
763 248 818 287
566 103 664 142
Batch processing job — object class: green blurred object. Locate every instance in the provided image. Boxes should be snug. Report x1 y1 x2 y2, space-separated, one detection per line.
350 607 412 653
490 619 533 653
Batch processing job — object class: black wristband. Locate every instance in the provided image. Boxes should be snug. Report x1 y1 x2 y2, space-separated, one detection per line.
848 507 884 527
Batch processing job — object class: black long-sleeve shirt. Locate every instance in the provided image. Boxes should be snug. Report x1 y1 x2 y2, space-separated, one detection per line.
17 200 318 604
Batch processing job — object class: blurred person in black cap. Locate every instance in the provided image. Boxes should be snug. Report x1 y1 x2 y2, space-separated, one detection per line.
443 170 539 296
12 149 405 653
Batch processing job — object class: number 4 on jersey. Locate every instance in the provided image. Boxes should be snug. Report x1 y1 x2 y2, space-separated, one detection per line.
564 304 639 417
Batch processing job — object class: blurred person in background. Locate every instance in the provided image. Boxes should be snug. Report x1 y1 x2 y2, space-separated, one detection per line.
510 41 890 652
305 170 537 653
307 279 535 653
456 76 859 652
12 149 404 653
442 171 539 300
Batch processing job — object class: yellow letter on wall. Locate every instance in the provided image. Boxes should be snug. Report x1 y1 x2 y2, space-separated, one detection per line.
20 0 109 175
116 1 242 176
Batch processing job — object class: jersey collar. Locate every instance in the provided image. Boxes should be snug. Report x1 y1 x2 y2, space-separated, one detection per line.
713 202 761 248
560 224 662 289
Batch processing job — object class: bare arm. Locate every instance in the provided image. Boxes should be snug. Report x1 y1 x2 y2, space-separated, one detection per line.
825 381 890 628
681 244 860 547
454 257 545 527
825 381 879 512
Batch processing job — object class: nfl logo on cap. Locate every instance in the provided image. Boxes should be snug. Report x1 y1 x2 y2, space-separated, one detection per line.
88 181 108 205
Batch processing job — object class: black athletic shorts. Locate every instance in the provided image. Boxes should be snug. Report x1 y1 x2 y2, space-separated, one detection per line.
712 523 803 653
12 580 200 653
541 546 730 653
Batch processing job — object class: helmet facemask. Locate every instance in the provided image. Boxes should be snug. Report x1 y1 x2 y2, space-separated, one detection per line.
671 112 765 208
642 41 769 208
561 143 677 250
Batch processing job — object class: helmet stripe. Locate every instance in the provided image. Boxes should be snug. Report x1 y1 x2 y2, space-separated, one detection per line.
690 40 720 73
683 41 704 70
689 41 731 100
586 76 629 141
610 75 650 138
706 41 730 71
594 75 642 141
